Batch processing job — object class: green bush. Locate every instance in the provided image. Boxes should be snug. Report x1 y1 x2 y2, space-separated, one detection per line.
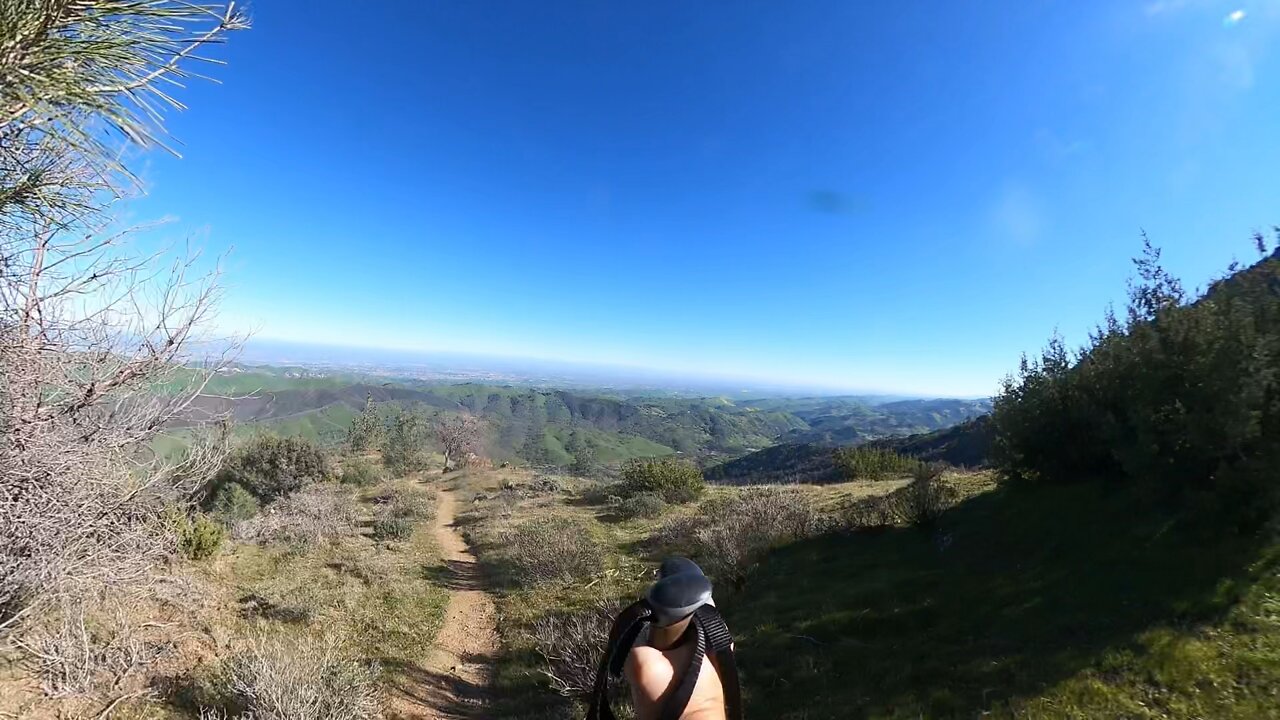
617 491 666 519
620 457 705 504
218 434 331 501
833 446 921 480
992 235 1280 527
372 517 414 541
384 408 432 475
208 481 260 523
340 458 384 487
172 511 225 560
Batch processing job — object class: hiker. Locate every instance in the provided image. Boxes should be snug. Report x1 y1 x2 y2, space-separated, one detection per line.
590 557 740 720
627 635 728 720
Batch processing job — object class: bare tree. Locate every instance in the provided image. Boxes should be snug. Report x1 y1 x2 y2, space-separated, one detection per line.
435 412 483 472
0 0 248 642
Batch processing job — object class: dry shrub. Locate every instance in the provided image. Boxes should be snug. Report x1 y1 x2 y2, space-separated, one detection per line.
0 1 248 629
16 601 168 698
234 486 359 549
846 470 959 528
654 487 824 586
219 634 381 720
617 492 666 519
528 599 623 699
503 516 604 586
373 485 435 521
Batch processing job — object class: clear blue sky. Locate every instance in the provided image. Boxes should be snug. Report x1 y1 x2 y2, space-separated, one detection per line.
138 0 1280 397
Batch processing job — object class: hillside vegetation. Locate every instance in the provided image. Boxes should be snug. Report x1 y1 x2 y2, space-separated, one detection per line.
175 382 989 468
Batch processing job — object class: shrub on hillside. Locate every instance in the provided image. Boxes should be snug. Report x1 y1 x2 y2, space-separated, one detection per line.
528 599 625 700
654 487 824 587
992 235 1280 527
617 492 667 519
384 408 433 475
621 457 705 504
234 486 359 550
339 458 384 487
373 485 435 520
371 517 414 541
846 473 960 529
208 482 260 524
504 516 604 586
833 446 921 480
28 602 164 697
172 512 226 560
218 435 331 502
218 634 380 720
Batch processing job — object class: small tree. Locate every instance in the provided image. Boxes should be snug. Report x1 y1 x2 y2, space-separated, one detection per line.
347 396 384 453
435 412 483 472
384 407 431 475
0 2 248 627
567 431 598 477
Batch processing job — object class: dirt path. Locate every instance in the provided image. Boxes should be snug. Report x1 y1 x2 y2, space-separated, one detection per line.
387 484 498 719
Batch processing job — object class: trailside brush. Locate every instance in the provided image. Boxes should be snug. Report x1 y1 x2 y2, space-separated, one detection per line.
587 557 743 720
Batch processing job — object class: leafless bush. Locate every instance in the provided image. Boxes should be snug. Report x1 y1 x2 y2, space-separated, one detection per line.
435 412 484 471
372 485 435 521
15 600 168 697
528 599 623 699
654 487 825 586
220 634 381 720
503 516 604 586
233 486 360 549
0 2 248 630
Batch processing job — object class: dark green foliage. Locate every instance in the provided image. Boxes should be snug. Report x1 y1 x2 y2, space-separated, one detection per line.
833 446 921 480
704 443 846 485
384 408 432 475
993 236 1280 526
219 434 331 501
172 511 225 560
566 431 598 477
620 457 705 504
871 416 994 468
340 458 384 487
372 517 414 541
208 481 260 523
346 396 384 452
616 491 666 519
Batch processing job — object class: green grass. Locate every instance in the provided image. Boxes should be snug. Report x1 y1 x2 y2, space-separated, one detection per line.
724 482 1280 719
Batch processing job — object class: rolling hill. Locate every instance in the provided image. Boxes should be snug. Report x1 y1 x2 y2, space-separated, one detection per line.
174 374 990 468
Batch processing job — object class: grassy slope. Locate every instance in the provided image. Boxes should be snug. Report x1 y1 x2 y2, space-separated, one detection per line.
725 482 1280 719
454 470 908 719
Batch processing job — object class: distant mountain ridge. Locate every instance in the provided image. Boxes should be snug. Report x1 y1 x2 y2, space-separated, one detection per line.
179 373 989 468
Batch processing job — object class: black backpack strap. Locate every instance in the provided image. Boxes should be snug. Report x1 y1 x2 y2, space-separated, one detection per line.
658 619 706 720
696 604 743 720
587 599 652 720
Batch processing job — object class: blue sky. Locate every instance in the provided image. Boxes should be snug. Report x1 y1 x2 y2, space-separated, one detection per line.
137 0 1280 396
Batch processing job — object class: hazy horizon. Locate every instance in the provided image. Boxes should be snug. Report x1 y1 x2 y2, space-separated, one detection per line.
238 337 986 399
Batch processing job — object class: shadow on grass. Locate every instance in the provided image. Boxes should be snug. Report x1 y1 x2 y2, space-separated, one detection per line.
724 482 1274 719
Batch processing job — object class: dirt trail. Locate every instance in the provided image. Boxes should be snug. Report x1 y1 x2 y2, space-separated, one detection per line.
387 484 498 719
